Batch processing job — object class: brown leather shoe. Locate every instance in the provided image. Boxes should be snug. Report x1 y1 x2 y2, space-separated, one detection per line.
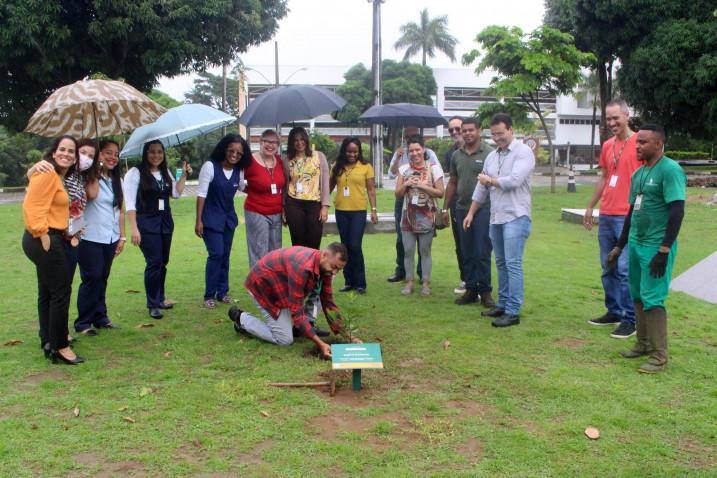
480 291 496 308
455 289 479 305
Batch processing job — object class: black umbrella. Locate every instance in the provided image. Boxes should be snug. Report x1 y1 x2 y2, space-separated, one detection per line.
239 85 347 126
359 103 448 128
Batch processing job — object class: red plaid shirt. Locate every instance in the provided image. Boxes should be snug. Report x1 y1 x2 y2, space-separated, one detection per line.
244 246 345 339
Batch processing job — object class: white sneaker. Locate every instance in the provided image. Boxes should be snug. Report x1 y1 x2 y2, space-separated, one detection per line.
453 281 466 294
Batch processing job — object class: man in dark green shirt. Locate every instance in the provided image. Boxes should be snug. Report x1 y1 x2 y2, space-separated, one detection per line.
442 117 495 307
607 123 686 373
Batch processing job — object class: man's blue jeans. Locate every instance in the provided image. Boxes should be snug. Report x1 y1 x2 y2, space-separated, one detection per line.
598 215 635 325
490 216 531 316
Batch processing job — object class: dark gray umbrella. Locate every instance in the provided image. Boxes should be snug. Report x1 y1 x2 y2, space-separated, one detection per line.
359 103 448 128
239 85 347 126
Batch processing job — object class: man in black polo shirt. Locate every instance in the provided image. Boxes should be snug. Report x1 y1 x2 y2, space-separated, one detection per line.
442 117 495 306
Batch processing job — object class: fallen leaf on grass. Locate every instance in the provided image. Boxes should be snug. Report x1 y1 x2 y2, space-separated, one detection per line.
442 340 451 351
164 351 172 358
192 438 203 449
122 416 136 424
139 387 153 398
136 323 154 329
163 299 178 306
260 411 270 417
31 423 38 430
118 406 129 412
126 290 141 294
3 339 23 346
585 426 600 440
73 407 80 417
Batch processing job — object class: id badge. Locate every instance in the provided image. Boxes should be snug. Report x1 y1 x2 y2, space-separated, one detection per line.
343 187 350 197
609 175 618 187
634 194 643 211
270 183 277 195
411 193 420 205
296 182 304 193
158 199 165 211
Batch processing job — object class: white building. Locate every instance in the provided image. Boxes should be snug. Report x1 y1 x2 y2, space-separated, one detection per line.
242 64 599 163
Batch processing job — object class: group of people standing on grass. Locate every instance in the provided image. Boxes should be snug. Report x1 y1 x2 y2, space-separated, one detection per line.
21 106 686 372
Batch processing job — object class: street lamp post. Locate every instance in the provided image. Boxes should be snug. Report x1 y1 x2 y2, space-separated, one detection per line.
370 0 384 188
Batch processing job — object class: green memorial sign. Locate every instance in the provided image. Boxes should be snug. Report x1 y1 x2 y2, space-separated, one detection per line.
331 343 383 391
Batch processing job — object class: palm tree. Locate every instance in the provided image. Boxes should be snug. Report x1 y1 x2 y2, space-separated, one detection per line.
394 9 458 66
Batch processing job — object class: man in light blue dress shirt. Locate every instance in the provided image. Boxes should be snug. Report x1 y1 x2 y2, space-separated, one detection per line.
463 113 534 327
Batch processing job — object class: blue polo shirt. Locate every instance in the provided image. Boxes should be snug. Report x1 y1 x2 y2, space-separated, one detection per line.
83 177 121 244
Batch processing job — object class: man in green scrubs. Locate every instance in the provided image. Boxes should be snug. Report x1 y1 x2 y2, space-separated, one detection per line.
607 123 686 373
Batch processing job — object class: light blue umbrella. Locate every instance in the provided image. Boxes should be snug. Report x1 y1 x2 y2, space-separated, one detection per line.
120 103 236 158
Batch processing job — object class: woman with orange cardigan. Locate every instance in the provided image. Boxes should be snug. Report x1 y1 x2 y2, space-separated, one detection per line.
22 136 84 365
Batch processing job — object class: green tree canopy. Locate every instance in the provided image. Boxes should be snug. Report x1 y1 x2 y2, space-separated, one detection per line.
335 60 437 124
618 17 717 141
463 25 595 191
0 0 287 130
394 8 458 65
184 72 241 117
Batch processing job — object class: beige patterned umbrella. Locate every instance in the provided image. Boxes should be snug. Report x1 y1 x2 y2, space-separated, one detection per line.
24 79 166 138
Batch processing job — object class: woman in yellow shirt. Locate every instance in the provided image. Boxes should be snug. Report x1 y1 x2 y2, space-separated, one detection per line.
282 127 330 249
329 137 378 294
22 136 84 365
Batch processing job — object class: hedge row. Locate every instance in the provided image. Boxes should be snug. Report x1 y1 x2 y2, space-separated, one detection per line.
665 151 712 160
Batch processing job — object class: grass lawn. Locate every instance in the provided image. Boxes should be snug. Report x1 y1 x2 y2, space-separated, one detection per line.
1 186 716 477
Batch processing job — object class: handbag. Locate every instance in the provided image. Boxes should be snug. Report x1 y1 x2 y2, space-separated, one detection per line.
433 199 448 230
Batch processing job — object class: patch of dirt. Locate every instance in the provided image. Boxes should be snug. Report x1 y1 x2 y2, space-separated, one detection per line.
234 439 274 466
456 437 483 462
73 452 147 477
21 368 66 386
396 357 424 368
677 439 717 468
308 409 425 451
553 337 589 349
446 400 493 418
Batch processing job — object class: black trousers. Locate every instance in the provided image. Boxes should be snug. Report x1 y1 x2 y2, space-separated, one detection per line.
22 231 70 350
76 240 117 331
139 232 172 309
285 196 323 249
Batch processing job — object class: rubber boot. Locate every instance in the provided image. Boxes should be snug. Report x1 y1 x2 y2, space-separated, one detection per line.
638 307 668 373
621 301 651 358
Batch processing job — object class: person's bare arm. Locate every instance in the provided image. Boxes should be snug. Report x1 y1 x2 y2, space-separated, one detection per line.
584 170 607 231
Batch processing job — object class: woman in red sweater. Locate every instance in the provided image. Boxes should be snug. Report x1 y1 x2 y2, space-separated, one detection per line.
244 129 286 267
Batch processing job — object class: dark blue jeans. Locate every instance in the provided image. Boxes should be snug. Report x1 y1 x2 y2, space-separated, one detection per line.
393 197 421 278
203 228 234 300
139 232 172 309
598 215 635 325
76 240 117 331
449 203 465 282
456 207 492 293
336 210 367 289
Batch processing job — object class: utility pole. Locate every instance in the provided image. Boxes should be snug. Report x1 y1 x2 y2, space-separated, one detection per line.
370 0 384 188
221 61 228 135
275 41 281 136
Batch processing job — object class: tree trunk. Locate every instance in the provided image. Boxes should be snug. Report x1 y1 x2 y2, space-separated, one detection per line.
422 46 426 66
598 61 609 144
590 101 597 169
535 107 555 193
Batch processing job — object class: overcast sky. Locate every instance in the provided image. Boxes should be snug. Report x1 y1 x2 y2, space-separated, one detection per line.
158 0 546 99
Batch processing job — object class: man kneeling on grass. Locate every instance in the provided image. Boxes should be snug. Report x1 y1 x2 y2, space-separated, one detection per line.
228 242 360 359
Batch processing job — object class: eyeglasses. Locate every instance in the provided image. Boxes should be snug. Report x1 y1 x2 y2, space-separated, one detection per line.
448 127 462 133
261 139 279 145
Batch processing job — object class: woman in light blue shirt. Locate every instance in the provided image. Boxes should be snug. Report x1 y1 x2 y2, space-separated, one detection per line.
75 140 126 335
